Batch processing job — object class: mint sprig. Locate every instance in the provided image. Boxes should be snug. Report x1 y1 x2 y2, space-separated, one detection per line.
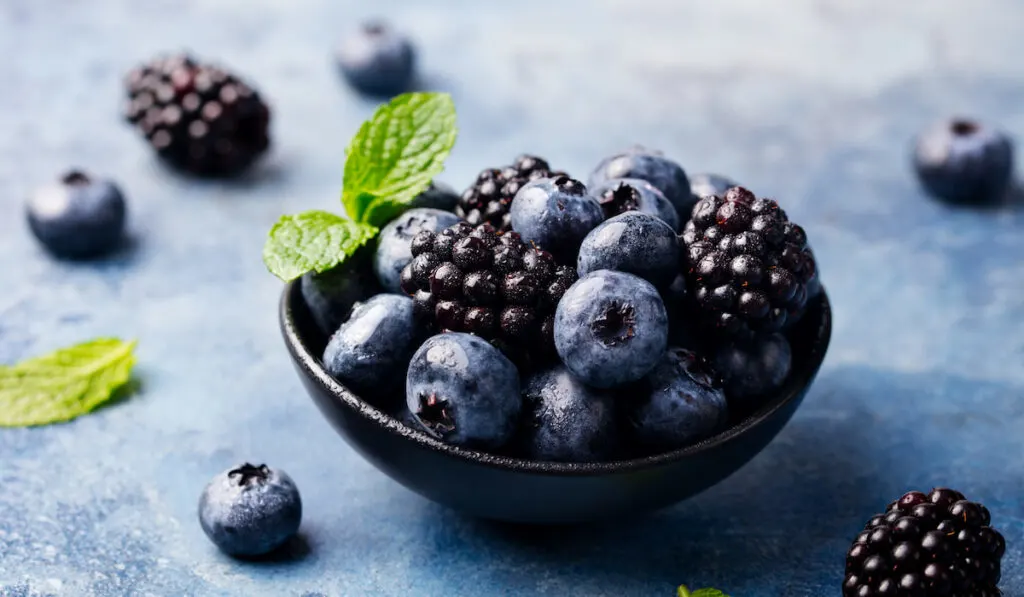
262 92 458 282
262 211 378 282
678 586 730 597
0 338 138 427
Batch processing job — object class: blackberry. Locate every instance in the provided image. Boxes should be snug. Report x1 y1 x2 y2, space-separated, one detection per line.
844 488 1005 597
400 221 576 365
455 154 565 231
123 54 271 177
679 186 819 339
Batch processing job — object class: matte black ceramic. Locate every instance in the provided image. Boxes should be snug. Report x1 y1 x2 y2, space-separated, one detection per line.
280 281 832 524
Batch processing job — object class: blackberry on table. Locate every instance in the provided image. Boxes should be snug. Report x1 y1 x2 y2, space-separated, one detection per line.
123 54 271 177
400 221 576 365
844 488 1005 597
680 186 819 339
455 154 565 231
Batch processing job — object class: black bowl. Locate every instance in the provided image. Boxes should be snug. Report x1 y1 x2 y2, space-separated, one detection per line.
280 281 832 524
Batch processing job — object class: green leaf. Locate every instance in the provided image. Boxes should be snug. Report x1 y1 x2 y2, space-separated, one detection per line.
342 92 457 227
262 211 378 282
678 586 729 597
0 338 137 427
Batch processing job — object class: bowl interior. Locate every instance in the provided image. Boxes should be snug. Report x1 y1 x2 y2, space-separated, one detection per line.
280 282 832 476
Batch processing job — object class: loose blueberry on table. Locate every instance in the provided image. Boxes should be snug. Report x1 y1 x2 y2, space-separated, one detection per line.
912 117 1015 205
844 488 1005 597
124 54 271 177
198 463 302 557
336 22 416 97
26 170 127 259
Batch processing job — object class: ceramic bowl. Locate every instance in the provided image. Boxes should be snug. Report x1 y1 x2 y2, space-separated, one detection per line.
280 281 832 524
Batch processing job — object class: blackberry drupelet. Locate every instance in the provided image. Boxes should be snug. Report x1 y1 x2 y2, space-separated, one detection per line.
680 186 818 339
123 54 271 177
844 488 1005 597
400 221 576 365
455 155 565 231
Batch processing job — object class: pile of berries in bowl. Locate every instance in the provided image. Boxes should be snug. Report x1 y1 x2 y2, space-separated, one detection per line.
281 146 831 523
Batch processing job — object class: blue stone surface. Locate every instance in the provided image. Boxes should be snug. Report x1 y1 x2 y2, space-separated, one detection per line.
1 1 1023 595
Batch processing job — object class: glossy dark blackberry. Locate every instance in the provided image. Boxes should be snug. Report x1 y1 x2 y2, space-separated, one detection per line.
455 155 565 231
123 54 271 177
679 186 819 339
400 222 576 365
843 488 1005 597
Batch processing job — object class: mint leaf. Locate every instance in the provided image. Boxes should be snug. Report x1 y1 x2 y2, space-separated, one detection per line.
678 586 729 597
0 338 137 427
342 92 457 226
262 211 378 282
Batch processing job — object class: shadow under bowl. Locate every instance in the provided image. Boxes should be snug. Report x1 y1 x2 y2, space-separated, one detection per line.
280 281 832 524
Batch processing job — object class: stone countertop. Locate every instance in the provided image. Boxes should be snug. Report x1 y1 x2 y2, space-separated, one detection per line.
2 1 1023 595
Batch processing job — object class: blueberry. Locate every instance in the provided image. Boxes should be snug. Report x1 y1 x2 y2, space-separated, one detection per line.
336 22 416 97
713 333 791 411
912 118 1014 204
577 212 681 290
323 294 426 407
409 181 460 212
374 208 460 293
590 177 681 231
689 172 740 199
406 332 521 449
554 270 669 389
510 175 604 262
198 463 302 557
300 246 380 337
587 146 692 220
625 347 728 452
518 365 619 463
26 170 127 259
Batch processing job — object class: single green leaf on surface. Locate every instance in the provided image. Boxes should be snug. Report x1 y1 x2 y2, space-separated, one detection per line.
262 211 378 282
0 338 138 427
678 586 730 597
342 92 458 227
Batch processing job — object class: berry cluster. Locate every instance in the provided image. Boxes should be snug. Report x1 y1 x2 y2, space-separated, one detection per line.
845 488 1005 597
124 54 271 177
399 221 577 363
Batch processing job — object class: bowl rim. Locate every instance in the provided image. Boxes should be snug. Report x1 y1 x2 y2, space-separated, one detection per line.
280 280 832 477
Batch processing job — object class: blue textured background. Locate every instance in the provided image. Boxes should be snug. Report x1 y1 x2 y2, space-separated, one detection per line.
2 1 1023 595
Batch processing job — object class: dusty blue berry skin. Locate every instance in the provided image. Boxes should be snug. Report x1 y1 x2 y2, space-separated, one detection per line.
554 270 669 389
510 176 604 262
374 208 460 293
300 247 380 337
336 23 415 97
577 212 681 290
912 118 1014 204
406 333 521 449
625 347 728 452
713 333 792 410
198 464 302 558
590 177 681 231
689 172 739 200
519 366 619 463
409 181 460 212
587 146 692 221
323 294 425 406
26 171 126 259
